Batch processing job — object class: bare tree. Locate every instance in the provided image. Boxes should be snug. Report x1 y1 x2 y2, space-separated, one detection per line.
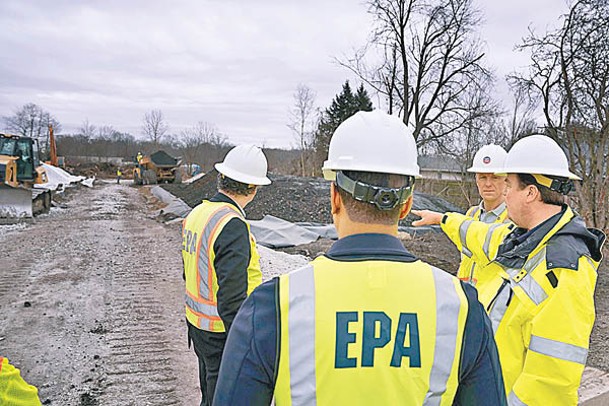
511 0 609 231
180 122 216 172
430 74 504 204
287 84 317 177
78 119 97 139
97 125 116 139
503 81 540 147
142 110 169 147
338 0 490 148
3 103 61 155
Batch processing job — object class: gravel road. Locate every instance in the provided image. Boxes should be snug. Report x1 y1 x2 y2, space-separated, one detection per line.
0 181 305 405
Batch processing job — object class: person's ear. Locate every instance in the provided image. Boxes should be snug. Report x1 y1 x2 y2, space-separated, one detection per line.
526 185 540 203
331 183 342 215
399 195 414 220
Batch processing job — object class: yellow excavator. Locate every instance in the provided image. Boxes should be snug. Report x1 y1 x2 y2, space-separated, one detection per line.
0 133 52 220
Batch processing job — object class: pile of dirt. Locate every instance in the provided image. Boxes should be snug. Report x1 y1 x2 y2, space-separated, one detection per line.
64 161 125 178
150 150 180 167
161 170 464 226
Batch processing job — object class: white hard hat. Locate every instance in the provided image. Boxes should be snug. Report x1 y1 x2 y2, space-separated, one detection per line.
322 110 420 180
467 144 507 173
215 144 271 185
500 135 580 180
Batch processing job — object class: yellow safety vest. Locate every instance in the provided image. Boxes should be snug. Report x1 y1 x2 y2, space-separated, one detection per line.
274 256 469 405
182 200 262 332
457 203 510 287
442 207 604 405
0 357 42 406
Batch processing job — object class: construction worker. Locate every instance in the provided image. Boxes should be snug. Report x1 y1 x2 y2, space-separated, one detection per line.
214 111 506 405
182 144 271 406
0 356 42 406
116 168 122 184
136 151 143 164
458 144 510 286
412 134 606 405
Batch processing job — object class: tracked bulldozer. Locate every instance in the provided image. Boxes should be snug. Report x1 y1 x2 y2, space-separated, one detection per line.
0 133 52 220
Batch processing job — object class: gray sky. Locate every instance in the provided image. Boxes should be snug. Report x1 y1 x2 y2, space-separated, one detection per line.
0 0 567 148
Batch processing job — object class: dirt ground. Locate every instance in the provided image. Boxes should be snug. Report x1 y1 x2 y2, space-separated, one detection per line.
0 181 200 405
1 180 608 405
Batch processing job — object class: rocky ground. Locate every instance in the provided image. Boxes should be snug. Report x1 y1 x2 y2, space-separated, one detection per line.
1 178 607 405
161 170 464 225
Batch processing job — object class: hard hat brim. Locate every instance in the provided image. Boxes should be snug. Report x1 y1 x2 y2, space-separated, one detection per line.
494 168 581 181
467 167 507 174
215 163 272 185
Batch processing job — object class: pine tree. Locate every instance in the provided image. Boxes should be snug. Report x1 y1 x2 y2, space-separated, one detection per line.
313 81 373 175
355 84 373 111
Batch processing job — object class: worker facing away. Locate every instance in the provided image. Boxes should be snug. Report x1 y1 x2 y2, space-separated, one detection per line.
458 144 510 286
214 110 506 405
116 168 122 184
0 356 42 406
412 134 606 405
181 144 271 406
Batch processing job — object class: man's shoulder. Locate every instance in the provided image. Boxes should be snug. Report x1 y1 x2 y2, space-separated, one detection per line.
546 215 605 270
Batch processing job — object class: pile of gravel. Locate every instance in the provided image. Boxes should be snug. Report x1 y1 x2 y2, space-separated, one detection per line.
161 170 464 226
258 246 309 280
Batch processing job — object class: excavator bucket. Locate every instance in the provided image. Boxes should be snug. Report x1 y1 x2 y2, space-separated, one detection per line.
0 184 33 220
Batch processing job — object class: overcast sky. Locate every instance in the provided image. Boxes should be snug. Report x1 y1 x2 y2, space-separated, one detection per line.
0 0 568 148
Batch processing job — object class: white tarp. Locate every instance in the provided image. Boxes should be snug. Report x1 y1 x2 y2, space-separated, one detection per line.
250 215 439 248
152 186 192 220
36 163 87 191
250 215 323 248
183 172 206 184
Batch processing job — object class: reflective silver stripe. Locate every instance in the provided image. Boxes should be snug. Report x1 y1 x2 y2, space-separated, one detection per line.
529 335 588 365
288 265 316 405
498 205 508 222
488 280 511 334
517 274 548 305
459 220 473 258
467 262 476 286
197 207 239 299
508 391 527 406
482 223 503 258
469 206 481 218
424 267 461 406
515 250 548 305
523 249 546 273
184 294 220 318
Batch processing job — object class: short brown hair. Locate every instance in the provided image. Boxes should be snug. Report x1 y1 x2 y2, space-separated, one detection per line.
217 174 256 196
516 174 564 206
337 171 413 225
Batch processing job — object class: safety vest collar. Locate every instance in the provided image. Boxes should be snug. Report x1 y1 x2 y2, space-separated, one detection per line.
495 205 569 269
325 233 418 263
476 201 507 219
211 192 246 218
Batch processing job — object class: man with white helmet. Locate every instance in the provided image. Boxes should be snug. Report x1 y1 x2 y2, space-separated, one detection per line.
413 134 606 405
181 144 271 406
458 144 510 286
214 111 506 405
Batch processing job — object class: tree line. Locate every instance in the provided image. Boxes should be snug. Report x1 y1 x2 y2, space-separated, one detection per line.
1 0 606 230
